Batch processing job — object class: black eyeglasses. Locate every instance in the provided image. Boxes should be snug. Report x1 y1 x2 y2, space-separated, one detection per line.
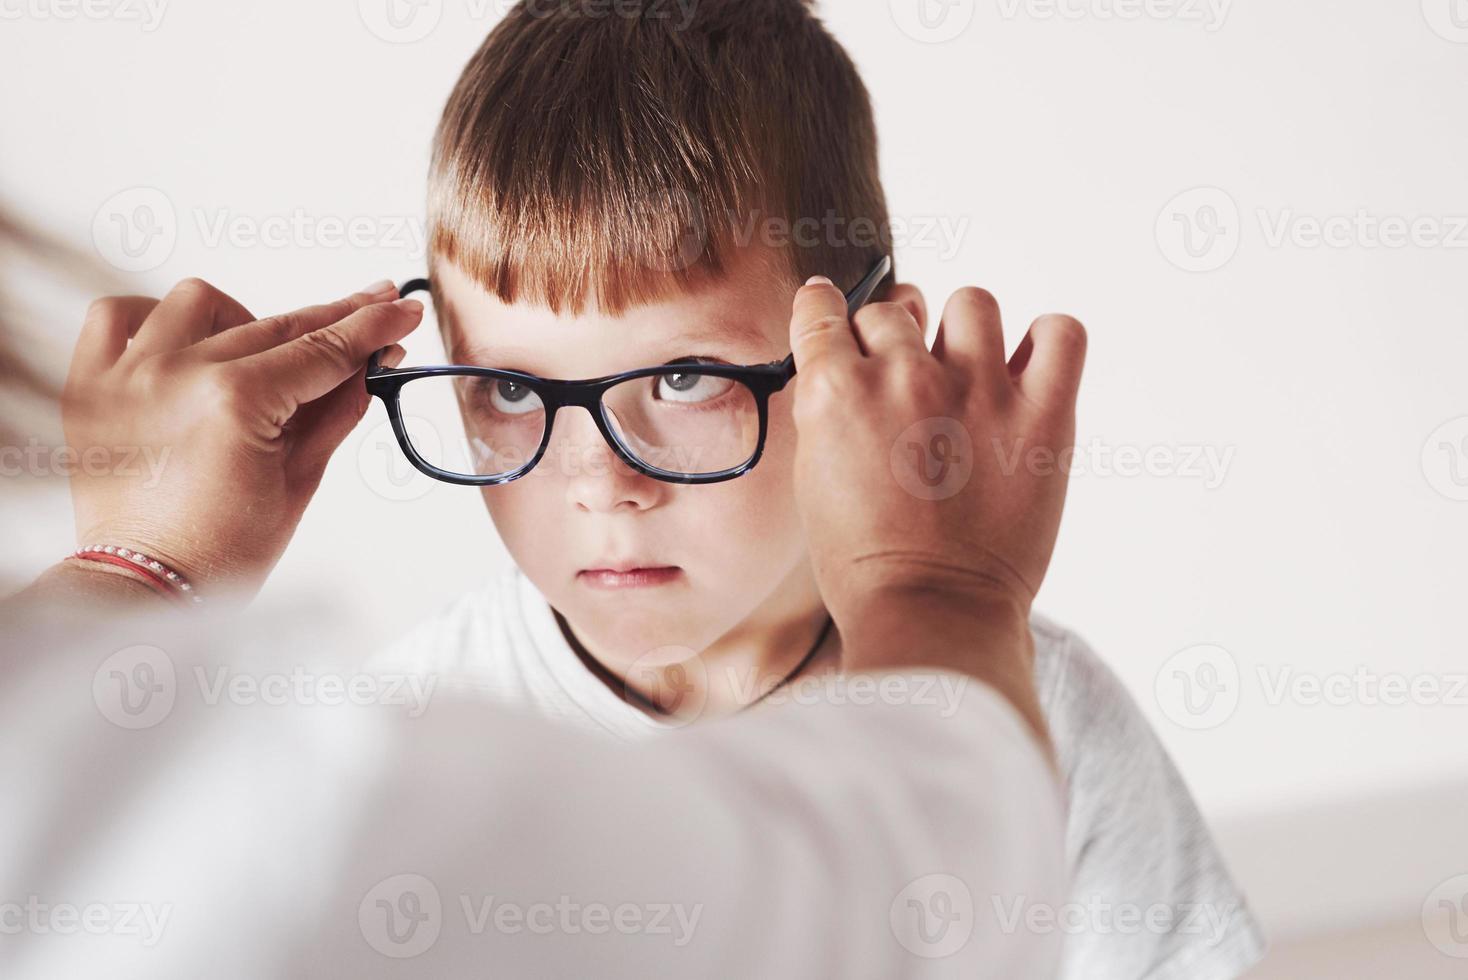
365 255 893 486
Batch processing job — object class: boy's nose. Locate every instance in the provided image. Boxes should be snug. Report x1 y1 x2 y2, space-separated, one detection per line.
546 406 664 513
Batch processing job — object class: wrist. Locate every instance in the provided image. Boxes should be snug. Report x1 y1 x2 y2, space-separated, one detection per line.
75 523 213 587
839 586 1031 670
836 586 1051 758
26 558 176 610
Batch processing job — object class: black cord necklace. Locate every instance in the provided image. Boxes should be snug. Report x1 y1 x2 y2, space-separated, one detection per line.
746 613 834 709
554 608 836 718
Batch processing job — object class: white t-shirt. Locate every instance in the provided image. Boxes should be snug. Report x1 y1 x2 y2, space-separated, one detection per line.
375 562 1269 980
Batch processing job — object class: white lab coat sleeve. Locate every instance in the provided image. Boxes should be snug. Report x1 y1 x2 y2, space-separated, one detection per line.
0 597 1066 980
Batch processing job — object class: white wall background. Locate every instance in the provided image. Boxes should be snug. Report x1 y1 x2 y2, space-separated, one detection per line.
3 0 1465 971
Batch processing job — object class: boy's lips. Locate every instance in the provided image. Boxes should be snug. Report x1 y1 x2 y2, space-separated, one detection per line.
577 564 683 590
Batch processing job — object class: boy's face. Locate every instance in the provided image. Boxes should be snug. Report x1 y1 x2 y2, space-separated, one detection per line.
433 247 819 669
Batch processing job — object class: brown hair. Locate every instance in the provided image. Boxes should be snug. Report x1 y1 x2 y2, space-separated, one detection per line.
428 0 891 317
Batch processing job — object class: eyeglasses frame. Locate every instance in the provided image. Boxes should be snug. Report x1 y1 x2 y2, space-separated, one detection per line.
364 254 894 486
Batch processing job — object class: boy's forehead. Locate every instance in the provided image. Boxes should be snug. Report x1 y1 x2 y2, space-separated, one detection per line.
434 252 794 372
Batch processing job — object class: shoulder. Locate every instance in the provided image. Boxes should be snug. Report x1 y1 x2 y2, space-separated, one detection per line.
1026 610 1207 848
1026 614 1189 846
1026 613 1268 980
366 567 511 676
1028 612 1153 762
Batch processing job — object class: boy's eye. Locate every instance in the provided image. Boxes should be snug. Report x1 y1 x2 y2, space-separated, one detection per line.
654 366 735 404
467 378 542 416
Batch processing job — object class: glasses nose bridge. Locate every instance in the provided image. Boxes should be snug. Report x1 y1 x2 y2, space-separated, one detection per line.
540 388 626 467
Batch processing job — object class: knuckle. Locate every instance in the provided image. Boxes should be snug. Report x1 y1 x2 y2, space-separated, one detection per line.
1034 313 1088 351
253 313 300 347
129 351 186 400
199 366 252 419
170 276 218 302
84 296 125 325
800 313 851 337
854 302 916 331
891 360 954 412
130 353 166 392
888 348 937 384
316 296 357 324
296 324 356 365
794 363 856 416
950 286 1000 317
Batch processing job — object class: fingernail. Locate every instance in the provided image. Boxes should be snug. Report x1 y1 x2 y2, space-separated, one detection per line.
394 298 424 314
360 279 395 296
382 346 407 368
806 275 834 286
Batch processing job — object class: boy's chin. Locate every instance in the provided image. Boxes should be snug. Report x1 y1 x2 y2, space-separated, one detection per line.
557 595 738 670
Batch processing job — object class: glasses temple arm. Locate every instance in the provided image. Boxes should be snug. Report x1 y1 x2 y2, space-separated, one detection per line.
781 253 894 380
368 278 433 374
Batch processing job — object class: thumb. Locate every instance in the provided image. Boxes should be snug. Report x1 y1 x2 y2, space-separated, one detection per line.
789 276 858 375
243 298 423 418
285 341 406 480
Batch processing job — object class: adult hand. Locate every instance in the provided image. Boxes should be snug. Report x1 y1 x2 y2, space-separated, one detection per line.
787 276 1085 739
61 278 422 603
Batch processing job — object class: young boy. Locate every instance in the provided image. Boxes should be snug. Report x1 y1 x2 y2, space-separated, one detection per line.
375 2 1266 976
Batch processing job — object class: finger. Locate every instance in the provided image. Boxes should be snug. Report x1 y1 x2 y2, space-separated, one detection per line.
285 363 374 484
849 302 925 359
789 276 859 373
1010 314 1087 413
932 287 1008 387
195 280 398 363
288 341 407 481
240 298 424 415
378 344 407 369
127 278 255 359
70 296 160 380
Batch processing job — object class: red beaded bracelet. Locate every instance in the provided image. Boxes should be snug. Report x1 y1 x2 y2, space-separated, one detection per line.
67 546 202 606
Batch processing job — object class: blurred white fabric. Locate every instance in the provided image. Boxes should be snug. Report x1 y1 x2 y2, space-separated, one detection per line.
0 591 1066 978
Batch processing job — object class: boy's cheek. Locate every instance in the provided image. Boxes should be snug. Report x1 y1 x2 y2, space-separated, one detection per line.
755 401 799 492
470 415 806 577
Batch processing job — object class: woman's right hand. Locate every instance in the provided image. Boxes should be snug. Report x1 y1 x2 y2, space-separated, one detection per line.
786 277 1085 747
61 278 423 604
787 279 1086 631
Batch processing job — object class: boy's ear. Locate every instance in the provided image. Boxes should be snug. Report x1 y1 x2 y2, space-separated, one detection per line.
884 281 929 335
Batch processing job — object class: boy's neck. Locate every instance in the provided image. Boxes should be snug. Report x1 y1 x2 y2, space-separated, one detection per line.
554 562 842 723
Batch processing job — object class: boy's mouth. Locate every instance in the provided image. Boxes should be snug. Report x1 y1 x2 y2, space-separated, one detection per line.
577 564 683 590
